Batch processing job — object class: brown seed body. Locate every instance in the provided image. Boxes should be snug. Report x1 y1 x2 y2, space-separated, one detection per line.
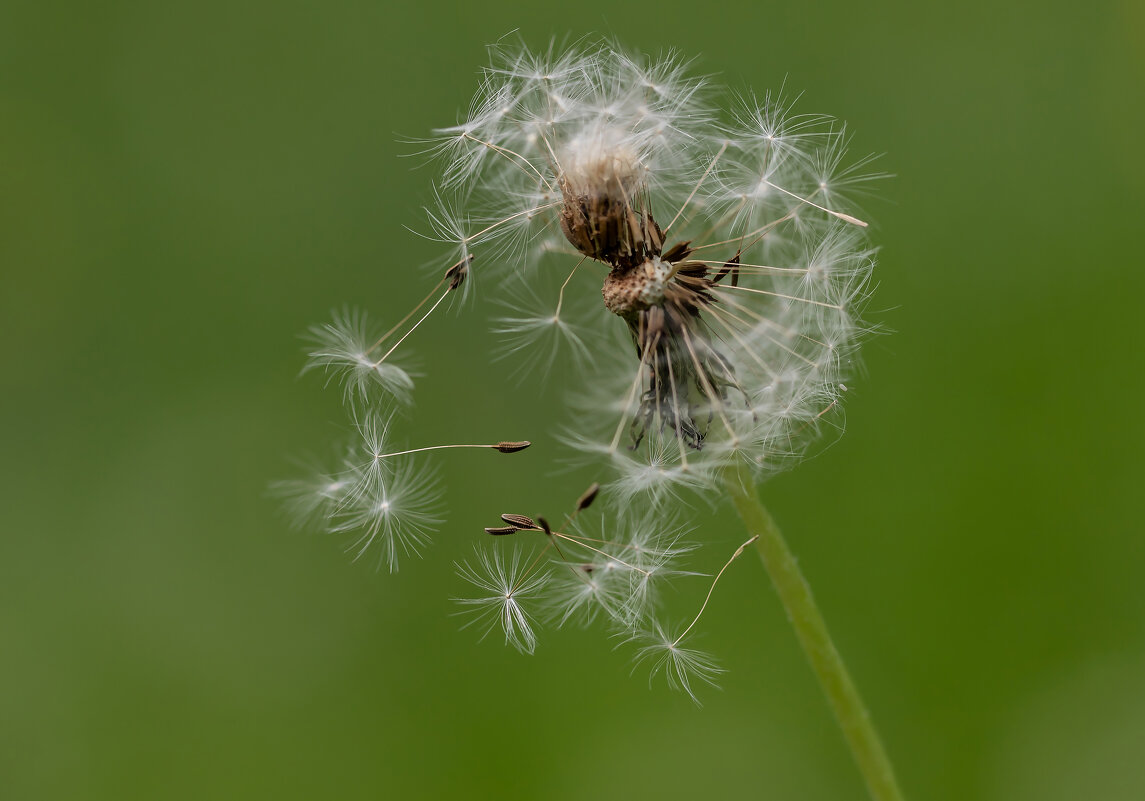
558 179 663 271
500 513 541 531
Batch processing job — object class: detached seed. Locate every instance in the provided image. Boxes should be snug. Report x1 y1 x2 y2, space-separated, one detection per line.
445 254 473 291
500 513 540 530
576 483 601 511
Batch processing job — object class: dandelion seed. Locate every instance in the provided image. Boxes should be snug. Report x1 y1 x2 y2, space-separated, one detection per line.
455 547 550 654
270 466 352 531
484 525 519 536
609 518 700 627
632 622 724 705
499 513 541 530
279 403 529 572
302 309 415 407
491 275 597 382
536 512 696 629
332 457 443 572
575 482 600 511
547 559 629 627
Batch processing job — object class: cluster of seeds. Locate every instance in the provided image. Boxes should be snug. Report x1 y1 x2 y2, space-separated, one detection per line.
283 39 880 701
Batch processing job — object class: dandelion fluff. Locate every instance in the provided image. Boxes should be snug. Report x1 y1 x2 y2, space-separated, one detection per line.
430 39 880 501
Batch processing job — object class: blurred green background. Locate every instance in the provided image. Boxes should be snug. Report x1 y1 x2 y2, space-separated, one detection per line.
3 1 1143 799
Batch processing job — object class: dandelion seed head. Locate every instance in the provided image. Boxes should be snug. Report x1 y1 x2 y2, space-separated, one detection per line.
428 40 880 503
287 38 884 705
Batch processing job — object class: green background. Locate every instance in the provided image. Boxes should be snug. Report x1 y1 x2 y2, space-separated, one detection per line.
3 1 1143 799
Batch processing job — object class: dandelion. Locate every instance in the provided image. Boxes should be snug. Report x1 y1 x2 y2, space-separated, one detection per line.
431 39 901 801
427 40 880 503
286 38 905 801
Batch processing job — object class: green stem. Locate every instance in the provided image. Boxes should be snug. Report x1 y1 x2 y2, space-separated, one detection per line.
723 462 906 801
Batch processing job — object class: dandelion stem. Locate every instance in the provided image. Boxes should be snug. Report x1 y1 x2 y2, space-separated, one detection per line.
722 461 905 801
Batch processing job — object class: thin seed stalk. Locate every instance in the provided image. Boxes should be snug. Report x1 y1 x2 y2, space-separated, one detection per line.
722 461 905 801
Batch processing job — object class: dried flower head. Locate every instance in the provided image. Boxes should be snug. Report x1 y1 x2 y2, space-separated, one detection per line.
428 39 881 500
286 38 883 703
